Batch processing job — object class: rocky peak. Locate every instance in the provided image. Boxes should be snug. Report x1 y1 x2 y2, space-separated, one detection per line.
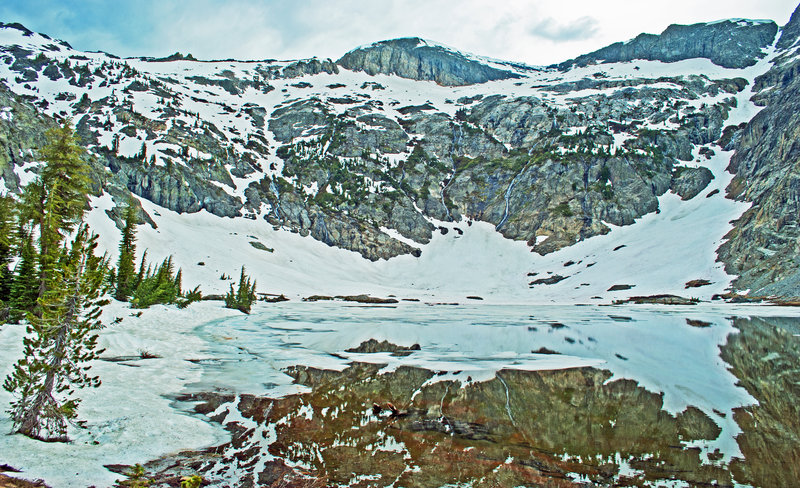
0 21 72 50
777 3 800 50
0 22 34 37
558 19 778 70
336 37 523 86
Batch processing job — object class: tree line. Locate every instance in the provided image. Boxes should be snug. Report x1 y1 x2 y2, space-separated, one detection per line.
1 121 258 442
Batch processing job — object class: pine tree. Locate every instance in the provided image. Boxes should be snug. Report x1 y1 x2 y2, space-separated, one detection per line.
173 268 182 294
0 195 15 307
114 201 137 301
3 225 108 441
4 121 109 441
20 120 90 306
134 249 148 291
224 266 257 314
130 255 183 309
9 229 39 319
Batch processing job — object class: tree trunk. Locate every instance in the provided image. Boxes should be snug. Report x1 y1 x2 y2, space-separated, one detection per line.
16 317 69 441
16 251 85 441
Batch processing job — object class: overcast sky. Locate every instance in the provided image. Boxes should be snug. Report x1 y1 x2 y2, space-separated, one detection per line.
1 1 797 65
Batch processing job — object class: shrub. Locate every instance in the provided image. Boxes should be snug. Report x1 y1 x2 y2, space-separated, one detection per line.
181 475 203 488
117 464 151 487
553 202 573 217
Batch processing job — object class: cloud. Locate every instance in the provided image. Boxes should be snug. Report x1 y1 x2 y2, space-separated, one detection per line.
147 1 287 60
529 16 599 42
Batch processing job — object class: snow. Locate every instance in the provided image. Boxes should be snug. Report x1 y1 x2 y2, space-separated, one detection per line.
95 195 540 301
116 134 145 158
0 19 798 487
707 18 774 26
14 161 41 188
522 148 749 302
0 12 788 306
2 300 797 486
0 301 236 487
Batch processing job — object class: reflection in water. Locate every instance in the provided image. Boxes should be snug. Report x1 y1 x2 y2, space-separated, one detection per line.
723 317 800 487
158 306 800 487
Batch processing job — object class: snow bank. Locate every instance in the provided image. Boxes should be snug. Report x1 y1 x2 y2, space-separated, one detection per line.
0 301 237 487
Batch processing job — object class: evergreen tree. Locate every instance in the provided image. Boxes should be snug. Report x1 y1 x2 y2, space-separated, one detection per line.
134 249 148 291
173 268 182 294
224 266 257 314
114 201 137 301
9 229 39 319
130 255 182 308
20 120 90 305
3 225 108 441
4 121 108 441
0 195 15 306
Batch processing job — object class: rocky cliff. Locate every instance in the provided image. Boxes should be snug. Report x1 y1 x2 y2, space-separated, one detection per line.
337 38 524 86
718 5 800 296
0 83 55 193
1 5 799 297
558 19 778 70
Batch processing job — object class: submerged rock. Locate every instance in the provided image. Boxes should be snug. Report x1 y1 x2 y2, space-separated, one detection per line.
614 294 699 305
345 339 421 355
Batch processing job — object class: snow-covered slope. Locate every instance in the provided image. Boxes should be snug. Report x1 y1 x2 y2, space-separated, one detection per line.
0 16 796 301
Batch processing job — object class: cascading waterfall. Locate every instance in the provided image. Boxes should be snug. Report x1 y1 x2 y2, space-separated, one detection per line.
496 172 522 230
497 149 535 230
269 180 283 221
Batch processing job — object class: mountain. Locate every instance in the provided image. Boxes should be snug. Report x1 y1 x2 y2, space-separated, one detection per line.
717 7 800 297
0 6 799 301
557 19 778 70
337 37 528 86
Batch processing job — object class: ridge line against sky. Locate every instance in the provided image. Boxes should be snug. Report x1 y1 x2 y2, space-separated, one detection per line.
0 1 797 66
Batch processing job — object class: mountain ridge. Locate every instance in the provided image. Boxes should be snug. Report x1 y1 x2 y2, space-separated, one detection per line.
0 4 799 300
0 16 782 85
557 18 778 70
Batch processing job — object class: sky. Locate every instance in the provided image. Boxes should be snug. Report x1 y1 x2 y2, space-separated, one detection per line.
0 0 797 66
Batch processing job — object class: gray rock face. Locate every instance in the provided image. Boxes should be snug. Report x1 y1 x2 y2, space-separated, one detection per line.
109 157 242 218
0 84 56 193
337 37 522 86
778 4 800 50
719 50 800 297
269 99 330 143
717 8 800 296
256 58 339 80
671 166 714 200
256 71 732 260
559 20 778 70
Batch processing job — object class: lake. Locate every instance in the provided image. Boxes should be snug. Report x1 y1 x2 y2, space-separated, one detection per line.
1 302 798 487
172 303 800 487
